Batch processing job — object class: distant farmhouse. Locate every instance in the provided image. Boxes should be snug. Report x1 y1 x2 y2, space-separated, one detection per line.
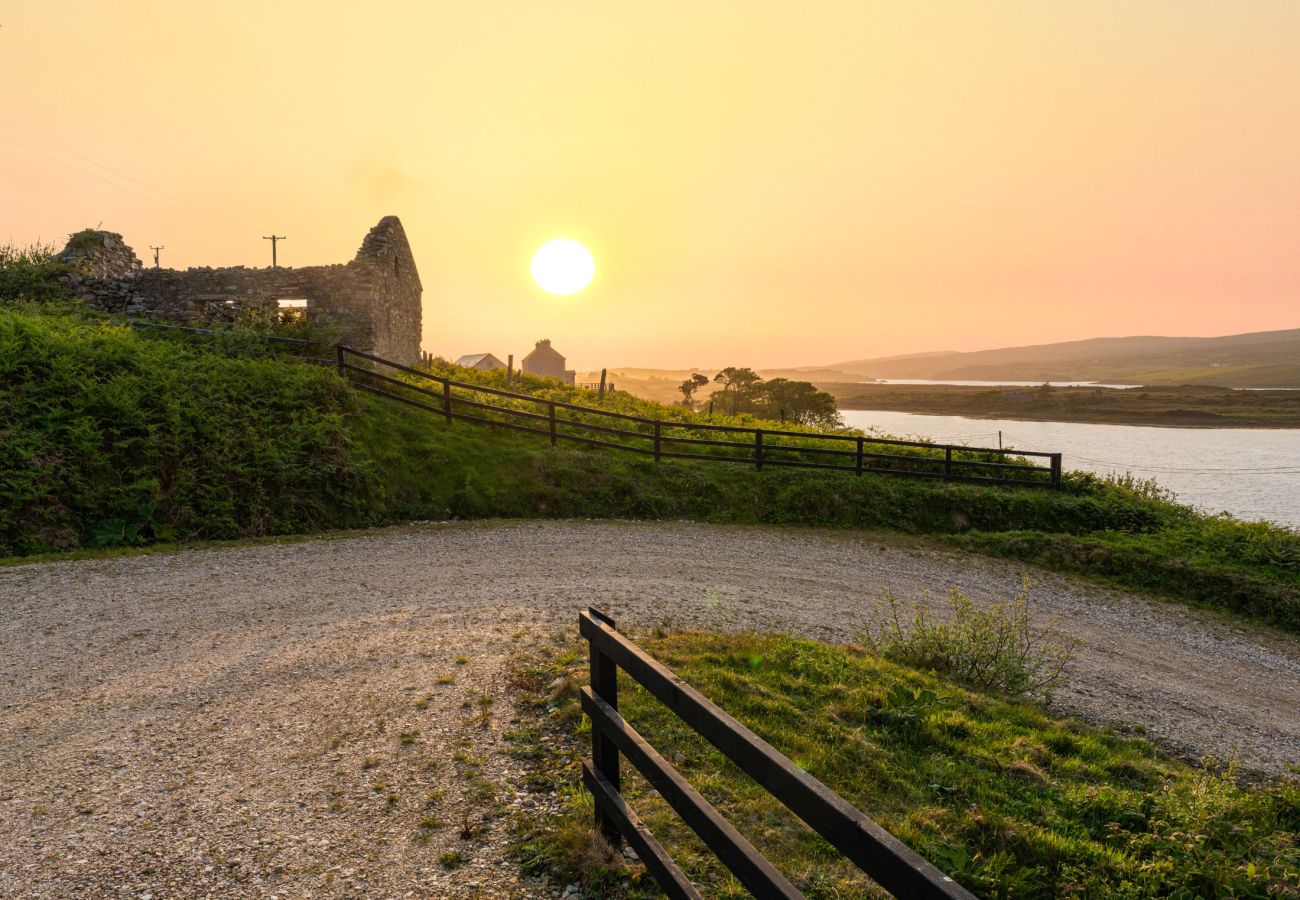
454 352 507 372
522 339 576 385
451 339 577 385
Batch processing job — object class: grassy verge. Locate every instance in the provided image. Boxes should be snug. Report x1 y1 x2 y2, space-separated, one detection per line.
506 632 1299 898
3 304 1298 632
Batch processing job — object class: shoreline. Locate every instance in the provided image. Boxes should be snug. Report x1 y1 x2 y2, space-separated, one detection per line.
833 402 1300 429
822 382 1300 429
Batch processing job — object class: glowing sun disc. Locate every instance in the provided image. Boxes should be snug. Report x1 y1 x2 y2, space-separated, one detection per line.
531 238 595 295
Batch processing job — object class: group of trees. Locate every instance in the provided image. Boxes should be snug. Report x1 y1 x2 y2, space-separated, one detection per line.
678 366 841 427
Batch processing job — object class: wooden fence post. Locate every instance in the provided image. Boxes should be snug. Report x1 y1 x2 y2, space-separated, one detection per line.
599 368 607 403
335 344 345 377
549 401 558 446
755 429 763 471
654 421 662 462
856 436 864 476
944 446 952 480
442 381 452 424
507 354 514 386
1050 453 1062 489
589 612 622 847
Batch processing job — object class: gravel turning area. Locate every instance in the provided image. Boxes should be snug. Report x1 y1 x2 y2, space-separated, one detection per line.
2 520 1298 898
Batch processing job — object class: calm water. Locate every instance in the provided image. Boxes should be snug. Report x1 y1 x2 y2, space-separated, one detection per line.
878 378 1137 389
839 409 1300 527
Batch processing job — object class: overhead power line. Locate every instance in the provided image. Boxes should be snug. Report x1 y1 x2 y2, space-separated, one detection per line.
0 121 249 228
1 119 202 211
0 133 194 216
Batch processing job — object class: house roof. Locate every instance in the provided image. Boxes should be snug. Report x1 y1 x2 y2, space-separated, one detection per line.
523 339 565 364
455 353 504 368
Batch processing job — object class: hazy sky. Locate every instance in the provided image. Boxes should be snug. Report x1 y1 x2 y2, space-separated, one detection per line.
4 2 1299 369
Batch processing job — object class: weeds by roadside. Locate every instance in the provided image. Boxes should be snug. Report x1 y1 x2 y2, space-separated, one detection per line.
860 581 1080 700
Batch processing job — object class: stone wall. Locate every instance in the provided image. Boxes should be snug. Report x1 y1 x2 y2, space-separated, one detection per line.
56 217 423 365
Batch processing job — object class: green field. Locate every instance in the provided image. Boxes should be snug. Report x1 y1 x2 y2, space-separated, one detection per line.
508 631 1300 898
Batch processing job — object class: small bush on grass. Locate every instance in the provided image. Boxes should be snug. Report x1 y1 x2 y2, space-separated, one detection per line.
861 581 1079 700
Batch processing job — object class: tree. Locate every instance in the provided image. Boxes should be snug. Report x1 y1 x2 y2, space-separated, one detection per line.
712 366 764 415
758 378 842 427
678 372 710 407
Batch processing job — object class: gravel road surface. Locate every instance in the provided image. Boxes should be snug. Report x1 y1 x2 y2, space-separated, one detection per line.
2 520 1297 898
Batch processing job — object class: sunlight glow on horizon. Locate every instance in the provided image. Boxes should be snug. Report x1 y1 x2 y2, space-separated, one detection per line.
3 2 1300 370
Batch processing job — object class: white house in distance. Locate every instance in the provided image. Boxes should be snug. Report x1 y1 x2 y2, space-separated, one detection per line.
522 339 575 385
454 352 507 372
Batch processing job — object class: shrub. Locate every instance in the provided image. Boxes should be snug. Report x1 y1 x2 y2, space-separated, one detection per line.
0 306 371 555
860 581 1080 699
0 242 67 302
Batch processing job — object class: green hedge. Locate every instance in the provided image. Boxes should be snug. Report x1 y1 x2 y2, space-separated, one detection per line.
0 307 370 554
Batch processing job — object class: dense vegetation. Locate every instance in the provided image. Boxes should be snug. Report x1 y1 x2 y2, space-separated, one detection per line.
2 303 1297 632
508 631 1299 898
0 242 68 302
0 303 366 554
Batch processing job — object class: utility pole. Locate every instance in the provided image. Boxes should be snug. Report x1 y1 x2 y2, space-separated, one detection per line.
149 245 164 268
262 234 286 268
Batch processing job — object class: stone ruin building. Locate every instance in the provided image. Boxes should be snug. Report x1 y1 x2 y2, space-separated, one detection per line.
55 216 422 365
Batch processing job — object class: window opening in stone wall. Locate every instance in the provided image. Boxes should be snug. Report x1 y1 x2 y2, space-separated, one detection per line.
277 297 308 323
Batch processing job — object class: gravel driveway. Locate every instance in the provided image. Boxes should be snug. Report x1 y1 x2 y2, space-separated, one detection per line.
2 520 1298 898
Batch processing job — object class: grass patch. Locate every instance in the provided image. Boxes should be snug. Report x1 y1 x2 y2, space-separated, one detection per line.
508 632 1299 898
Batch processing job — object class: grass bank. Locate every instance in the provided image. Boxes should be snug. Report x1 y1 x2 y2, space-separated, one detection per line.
3 305 1298 631
507 631 1299 898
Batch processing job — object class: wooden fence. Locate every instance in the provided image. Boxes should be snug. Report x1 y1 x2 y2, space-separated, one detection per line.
579 609 977 899
337 345 1062 488
121 325 1063 487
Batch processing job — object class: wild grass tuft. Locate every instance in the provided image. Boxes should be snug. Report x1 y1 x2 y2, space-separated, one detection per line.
860 581 1079 699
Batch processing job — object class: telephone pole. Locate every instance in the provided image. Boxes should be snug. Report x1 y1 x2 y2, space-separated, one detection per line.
149 245 164 268
262 234 286 268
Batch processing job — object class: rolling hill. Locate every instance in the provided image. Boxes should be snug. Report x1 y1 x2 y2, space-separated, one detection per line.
824 327 1300 387
592 327 1300 401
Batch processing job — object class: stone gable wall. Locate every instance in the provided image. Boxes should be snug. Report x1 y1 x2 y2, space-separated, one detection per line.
56 217 422 365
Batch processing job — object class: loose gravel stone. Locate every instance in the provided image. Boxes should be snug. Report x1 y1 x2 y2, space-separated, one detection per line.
2 520 1297 897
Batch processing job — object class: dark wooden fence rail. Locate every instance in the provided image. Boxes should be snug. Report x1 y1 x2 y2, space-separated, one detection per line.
337 346 1063 489
122 325 1062 486
579 609 977 900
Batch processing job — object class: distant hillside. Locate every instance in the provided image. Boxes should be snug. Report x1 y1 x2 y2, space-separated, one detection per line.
597 327 1300 400
825 327 1300 387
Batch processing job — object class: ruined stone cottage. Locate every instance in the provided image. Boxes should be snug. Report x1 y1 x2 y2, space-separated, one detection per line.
56 216 423 365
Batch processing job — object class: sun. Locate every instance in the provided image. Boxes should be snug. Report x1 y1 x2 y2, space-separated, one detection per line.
531 238 595 295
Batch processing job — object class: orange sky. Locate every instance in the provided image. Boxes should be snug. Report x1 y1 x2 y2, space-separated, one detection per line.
4 2 1299 369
